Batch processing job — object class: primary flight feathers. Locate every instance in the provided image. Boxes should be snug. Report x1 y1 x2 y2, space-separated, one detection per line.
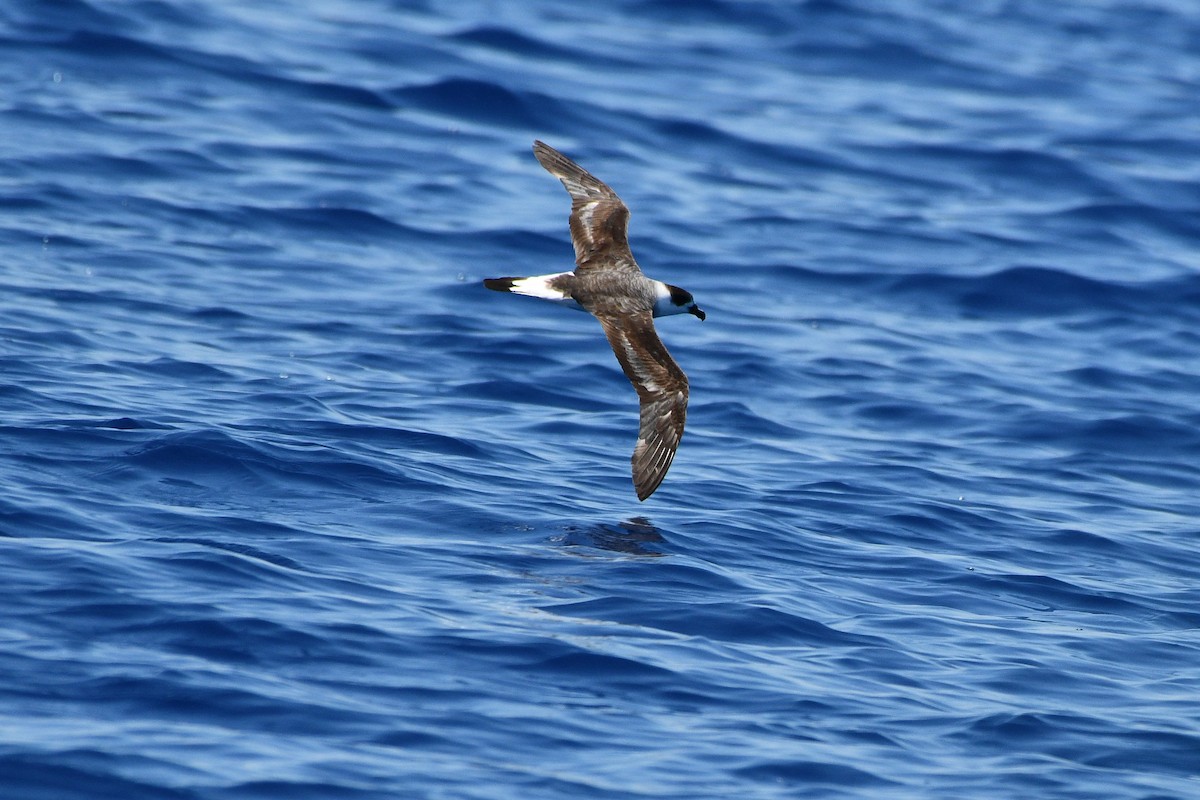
484 141 705 501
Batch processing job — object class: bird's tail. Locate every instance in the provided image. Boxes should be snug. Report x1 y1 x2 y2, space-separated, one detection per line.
482 272 583 310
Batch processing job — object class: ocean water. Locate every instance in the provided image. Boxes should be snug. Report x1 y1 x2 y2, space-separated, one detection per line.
2 0 1199 797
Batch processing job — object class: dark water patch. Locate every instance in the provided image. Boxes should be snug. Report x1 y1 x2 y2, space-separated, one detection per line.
736 758 898 788
242 76 392 112
390 78 567 130
73 417 173 430
0 752 196 800
960 711 1110 752
557 516 669 556
798 37 1015 94
695 400 800 442
0 0 126 35
139 146 236 177
459 378 621 413
0 326 92 350
234 205 412 240
1044 527 1124 554
304 421 489 460
1077 415 1200 457
547 597 877 647
161 40 394 110
1047 199 1200 240
118 615 371 668
33 287 190 319
369 727 451 749
74 671 377 734
1060 365 1184 393
188 305 252 323
712 354 785 386
0 497 104 540
54 29 177 70
952 572 1147 618
852 400 962 431
1003 412 1200 460
123 431 275 482
118 357 233 381
1098 459 1200 492
205 779 375 800
651 118 747 154
116 429 430 500
956 711 1200 779
532 649 676 682
0 383 57 414
865 143 1109 195
34 27 392 117
451 25 599 63
631 0 790 31
1084 729 1200 776
884 265 1200 320
22 152 178 182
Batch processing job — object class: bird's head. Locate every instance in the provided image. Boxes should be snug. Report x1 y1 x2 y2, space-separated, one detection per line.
660 283 706 321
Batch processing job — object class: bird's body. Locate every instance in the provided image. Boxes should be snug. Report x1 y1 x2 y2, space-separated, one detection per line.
484 141 704 501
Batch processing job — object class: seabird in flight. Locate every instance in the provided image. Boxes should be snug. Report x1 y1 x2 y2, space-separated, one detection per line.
484 141 705 500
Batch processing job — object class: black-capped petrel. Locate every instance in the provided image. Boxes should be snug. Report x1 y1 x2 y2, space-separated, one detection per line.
484 141 705 501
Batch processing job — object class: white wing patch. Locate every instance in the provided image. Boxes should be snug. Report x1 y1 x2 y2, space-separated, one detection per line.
577 201 599 247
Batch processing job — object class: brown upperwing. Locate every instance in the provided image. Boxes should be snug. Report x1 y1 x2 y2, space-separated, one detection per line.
596 311 689 500
532 141 637 274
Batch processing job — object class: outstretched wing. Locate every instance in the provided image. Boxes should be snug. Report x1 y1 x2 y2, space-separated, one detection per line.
532 140 638 275
596 311 689 501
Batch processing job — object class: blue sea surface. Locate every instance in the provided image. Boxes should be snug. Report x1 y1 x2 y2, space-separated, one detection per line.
2 1 1199 797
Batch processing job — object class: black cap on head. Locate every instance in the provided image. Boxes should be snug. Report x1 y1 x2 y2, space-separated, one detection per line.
667 284 704 320
667 284 693 306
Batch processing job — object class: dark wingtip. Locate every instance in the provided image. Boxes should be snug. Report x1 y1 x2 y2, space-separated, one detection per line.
483 277 517 292
633 469 665 501
635 480 660 501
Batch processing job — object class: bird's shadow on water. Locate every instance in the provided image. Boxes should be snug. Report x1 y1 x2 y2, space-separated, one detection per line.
558 516 667 556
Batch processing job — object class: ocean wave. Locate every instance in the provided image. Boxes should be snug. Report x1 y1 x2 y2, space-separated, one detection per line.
3 0 1199 798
